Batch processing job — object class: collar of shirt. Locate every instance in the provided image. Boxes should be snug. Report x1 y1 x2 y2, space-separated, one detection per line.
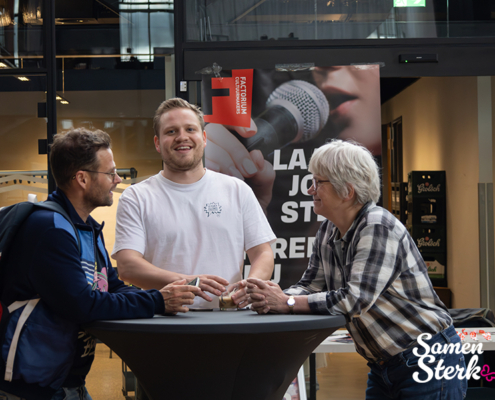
327 201 375 246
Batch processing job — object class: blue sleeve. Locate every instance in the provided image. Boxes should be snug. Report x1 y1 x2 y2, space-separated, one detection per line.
104 252 165 314
23 214 165 323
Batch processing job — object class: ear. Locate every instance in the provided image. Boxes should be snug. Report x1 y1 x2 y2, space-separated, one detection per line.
203 130 207 147
344 184 356 202
154 135 161 154
73 171 89 190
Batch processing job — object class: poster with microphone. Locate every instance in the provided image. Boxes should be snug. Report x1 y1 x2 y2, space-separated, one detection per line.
202 66 381 288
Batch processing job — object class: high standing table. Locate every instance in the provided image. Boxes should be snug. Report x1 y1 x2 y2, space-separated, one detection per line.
85 311 345 400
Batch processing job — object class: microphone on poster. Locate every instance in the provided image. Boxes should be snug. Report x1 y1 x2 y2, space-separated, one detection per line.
234 80 330 159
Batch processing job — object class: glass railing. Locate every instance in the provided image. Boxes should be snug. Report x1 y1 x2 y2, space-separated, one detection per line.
0 0 174 67
184 0 495 42
0 168 142 207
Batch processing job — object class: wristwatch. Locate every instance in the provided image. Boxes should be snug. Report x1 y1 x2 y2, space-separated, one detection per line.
287 296 295 314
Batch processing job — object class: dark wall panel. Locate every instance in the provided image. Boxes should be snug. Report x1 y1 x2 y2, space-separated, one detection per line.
183 43 495 80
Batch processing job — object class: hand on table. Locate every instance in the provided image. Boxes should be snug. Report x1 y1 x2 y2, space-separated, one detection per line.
229 280 250 309
205 121 275 212
246 278 289 315
185 274 229 302
159 279 201 315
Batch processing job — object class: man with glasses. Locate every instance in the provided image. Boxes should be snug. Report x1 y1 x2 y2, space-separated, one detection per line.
0 128 199 400
247 140 467 400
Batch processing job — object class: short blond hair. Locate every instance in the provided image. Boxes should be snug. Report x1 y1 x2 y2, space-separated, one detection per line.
153 98 205 136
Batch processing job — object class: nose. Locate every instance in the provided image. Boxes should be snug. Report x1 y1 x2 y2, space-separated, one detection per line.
114 172 122 184
308 183 316 195
175 128 188 141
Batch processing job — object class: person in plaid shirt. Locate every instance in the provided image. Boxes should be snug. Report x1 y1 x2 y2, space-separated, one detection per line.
247 140 467 400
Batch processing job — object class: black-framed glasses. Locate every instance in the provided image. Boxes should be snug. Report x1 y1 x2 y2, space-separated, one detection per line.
81 170 119 182
312 178 330 190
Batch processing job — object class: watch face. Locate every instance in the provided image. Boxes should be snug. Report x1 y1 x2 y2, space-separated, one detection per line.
288 297 296 306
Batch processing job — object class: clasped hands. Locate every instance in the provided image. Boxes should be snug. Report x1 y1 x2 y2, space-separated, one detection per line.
245 278 290 314
159 274 257 315
191 277 289 314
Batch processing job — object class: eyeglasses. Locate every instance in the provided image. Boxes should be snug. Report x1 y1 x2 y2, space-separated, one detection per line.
312 178 330 190
81 170 119 182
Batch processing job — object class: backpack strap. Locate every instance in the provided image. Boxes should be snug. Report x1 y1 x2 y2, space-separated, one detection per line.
2 201 80 382
34 201 81 253
7 301 28 314
4 298 40 382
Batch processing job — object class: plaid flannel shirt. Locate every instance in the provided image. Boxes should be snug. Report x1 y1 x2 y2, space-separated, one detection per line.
285 202 452 362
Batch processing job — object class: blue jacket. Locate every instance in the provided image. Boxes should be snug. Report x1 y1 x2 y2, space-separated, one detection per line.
0 189 165 399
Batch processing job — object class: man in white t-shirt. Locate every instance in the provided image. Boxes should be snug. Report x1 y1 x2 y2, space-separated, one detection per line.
112 98 276 309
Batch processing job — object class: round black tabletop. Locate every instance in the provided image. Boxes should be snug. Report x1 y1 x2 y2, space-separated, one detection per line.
85 309 346 334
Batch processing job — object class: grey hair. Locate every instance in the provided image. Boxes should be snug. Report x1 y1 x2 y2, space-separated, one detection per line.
308 140 381 204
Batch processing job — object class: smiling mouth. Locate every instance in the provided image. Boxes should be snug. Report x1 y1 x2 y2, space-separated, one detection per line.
175 145 192 151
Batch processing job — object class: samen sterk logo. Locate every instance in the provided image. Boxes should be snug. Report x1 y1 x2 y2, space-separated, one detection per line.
204 202 222 217
413 330 495 383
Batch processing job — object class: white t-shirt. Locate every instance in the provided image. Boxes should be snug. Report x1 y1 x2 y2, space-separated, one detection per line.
112 169 276 308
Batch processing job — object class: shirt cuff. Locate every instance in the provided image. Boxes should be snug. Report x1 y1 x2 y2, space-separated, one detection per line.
308 292 338 315
148 289 166 315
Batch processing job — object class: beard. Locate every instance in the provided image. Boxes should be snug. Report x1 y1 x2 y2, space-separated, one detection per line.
162 148 204 172
85 185 113 208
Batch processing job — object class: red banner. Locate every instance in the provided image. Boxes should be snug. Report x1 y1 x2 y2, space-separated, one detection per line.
203 69 253 128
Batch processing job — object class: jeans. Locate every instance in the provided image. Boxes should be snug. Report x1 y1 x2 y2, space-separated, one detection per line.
0 391 25 400
50 386 92 400
366 325 467 400
0 386 91 400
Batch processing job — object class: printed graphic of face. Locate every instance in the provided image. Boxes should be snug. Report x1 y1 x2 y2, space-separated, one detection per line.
154 107 207 174
312 65 381 155
84 148 121 208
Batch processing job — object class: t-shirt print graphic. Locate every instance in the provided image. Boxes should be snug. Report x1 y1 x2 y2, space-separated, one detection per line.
204 202 222 217
92 266 108 292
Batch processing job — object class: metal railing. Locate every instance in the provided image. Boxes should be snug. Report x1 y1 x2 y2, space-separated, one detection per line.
0 168 140 195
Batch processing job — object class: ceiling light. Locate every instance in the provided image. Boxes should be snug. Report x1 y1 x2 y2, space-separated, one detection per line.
44 91 70 104
0 62 8 68
0 11 12 27
22 6 42 24
57 93 70 104
17 76 30 81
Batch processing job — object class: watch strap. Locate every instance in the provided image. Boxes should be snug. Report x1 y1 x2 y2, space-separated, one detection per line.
287 296 295 314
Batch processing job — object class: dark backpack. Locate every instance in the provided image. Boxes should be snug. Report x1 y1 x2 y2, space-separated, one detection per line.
0 200 80 350
0 201 81 290
0 200 79 258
